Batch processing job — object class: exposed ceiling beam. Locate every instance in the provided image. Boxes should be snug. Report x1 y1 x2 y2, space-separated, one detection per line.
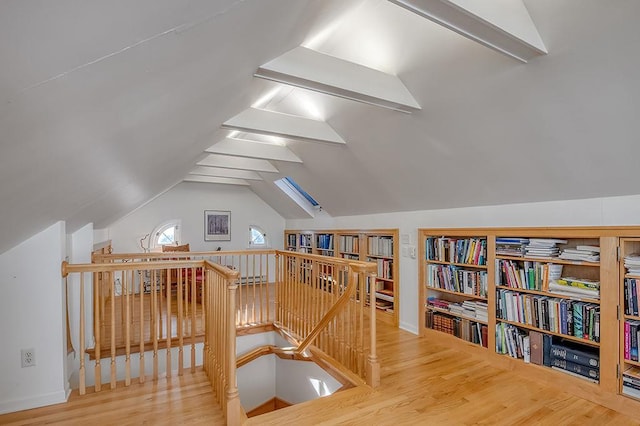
388 0 547 62
222 108 345 145
206 138 303 163
197 153 279 173
184 175 250 185
189 165 264 181
255 46 421 113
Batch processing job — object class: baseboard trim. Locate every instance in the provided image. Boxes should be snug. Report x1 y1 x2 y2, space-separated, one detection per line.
0 389 68 415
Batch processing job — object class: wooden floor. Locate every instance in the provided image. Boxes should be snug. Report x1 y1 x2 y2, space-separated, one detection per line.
3 320 640 425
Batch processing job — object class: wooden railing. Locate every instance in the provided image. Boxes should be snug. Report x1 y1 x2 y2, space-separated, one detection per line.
63 249 379 425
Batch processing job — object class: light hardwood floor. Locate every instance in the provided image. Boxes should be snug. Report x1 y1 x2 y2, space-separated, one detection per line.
2 320 639 425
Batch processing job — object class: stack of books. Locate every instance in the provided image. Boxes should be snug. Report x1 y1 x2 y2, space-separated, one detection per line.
524 238 567 258
548 277 600 299
559 245 600 262
625 254 640 275
495 237 529 257
623 367 640 398
549 341 600 383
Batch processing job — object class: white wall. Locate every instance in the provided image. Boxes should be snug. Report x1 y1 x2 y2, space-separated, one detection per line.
0 222 68 414
286 194 640 334
107 182 285 253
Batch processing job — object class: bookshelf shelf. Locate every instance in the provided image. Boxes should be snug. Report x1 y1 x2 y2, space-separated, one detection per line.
425 287 487 301
497 319 600 348
495 285 601 305
367 254 394 260
424 259 488 269
426 305 488 325
496 254 600 267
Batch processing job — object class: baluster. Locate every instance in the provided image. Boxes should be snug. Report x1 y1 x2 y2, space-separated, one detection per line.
178 267 184 376
94 270 102 392
152 269 158 381
125 269 131 386
367 270 380 387
79 273 86 395
190 267 197 373
139 270 145 384
166 267 173 378
110 271 116 389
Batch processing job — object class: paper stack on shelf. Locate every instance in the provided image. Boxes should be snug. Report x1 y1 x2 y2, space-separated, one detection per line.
625 254 640 275
548 277 600 299
559 246 600 263
523 238 567 258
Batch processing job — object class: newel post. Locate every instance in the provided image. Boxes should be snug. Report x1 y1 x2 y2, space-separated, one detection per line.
225 277 242 426
366 268 380 388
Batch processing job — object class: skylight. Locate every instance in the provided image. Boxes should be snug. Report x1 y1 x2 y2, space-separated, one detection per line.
275 176 320 217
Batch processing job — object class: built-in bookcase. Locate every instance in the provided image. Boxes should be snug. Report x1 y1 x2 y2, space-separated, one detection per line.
494 233 602 384
285 229 399 325
418 227 640 416
620 238 640 400
422 233 489 348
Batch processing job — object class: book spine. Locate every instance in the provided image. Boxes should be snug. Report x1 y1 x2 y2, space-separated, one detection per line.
625 321 631 360
550 344 599 367
550 359 600 380
543 334 552 367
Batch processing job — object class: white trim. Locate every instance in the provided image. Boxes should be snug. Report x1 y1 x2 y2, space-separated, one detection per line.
0 389 68 415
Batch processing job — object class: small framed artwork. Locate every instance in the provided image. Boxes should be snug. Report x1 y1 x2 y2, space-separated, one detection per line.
204 210 231 241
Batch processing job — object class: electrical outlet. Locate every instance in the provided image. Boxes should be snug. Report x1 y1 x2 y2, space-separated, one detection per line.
21 348 36 368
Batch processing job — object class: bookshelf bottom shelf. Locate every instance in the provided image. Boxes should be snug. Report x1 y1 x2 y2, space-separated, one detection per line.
425 310 488 348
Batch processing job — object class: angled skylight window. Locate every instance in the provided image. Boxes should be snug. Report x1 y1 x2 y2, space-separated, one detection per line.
275 177 320 217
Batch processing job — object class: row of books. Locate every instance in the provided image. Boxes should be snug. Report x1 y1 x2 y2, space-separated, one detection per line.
425 311 488 347
287 234 297 247
375 258 393 280
426 297 488 322
496 289 600 341
425 237 487 266
496 324 600 382
299 233 313 248
623 367 640 398
495 259 562 291
624 278 640 316
368 236 393 257
426 264 488 297
340 235 360 254
316 233 334 250
624 320 640 361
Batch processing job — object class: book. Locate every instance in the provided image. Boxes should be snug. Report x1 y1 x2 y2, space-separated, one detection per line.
550 358 599 380
551 366 599 384
523 335 531 363
542 334 553 367
550 343 599 367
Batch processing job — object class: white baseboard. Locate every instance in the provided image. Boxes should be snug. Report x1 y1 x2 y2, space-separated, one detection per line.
399 321 419 335
0 389 68 415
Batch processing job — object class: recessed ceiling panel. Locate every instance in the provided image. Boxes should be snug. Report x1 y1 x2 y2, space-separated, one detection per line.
197 153 279 173
222 107 345 145
206 138 303 163
189 165 263 180
388 0 547 62
255 46 421 112
184 175 249 185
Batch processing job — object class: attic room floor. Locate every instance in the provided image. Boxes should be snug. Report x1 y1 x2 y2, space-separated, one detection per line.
2 320 639 425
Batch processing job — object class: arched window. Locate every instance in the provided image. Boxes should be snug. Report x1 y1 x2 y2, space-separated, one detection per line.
149 220 181 250
248 225 267 248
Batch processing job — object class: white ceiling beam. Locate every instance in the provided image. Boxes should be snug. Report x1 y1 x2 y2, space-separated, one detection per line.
206 138 303 163
197 153 279 173
222 108 345 145
388 0 547 62
189 165 264 180
255 46 421 113
184 175 250 186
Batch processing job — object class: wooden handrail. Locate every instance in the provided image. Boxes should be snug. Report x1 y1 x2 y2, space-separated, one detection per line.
62 259 239 279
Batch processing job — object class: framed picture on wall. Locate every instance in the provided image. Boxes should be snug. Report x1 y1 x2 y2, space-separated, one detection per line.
204 210 231 241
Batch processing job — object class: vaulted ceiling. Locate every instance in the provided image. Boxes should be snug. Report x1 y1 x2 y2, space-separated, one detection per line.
2 0 640 254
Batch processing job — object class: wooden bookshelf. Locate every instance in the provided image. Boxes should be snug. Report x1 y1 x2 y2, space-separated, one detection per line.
419 226 640 416
620 238 640 401
421 232 489 348
285 229 399 326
